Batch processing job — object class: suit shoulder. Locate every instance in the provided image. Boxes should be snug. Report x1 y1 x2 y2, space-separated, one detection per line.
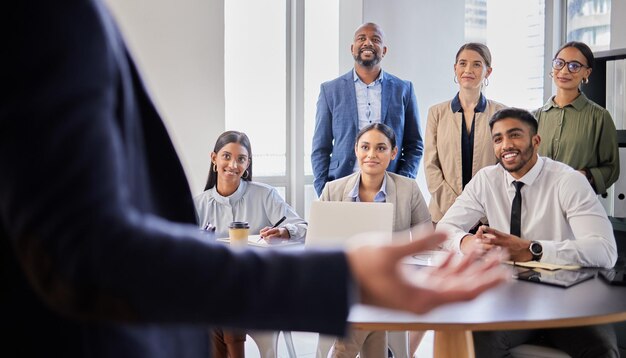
321 71 352 88
384 72 412 87
387 172 418 189
387 171 414 182
429 100 453 113
326 173 355 189
486 99 507 111
328 172 358 189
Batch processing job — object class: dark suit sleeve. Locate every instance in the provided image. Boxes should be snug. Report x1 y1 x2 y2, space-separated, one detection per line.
397 81 423 178
0 0 350 335
311 83 334 196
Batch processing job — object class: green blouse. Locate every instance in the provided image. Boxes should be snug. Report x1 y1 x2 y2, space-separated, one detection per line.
534 92 619 194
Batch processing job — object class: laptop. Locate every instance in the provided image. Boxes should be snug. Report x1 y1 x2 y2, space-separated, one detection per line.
304 201 394 249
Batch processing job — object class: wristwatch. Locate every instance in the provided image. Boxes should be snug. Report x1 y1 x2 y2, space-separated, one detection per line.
529 241 543 261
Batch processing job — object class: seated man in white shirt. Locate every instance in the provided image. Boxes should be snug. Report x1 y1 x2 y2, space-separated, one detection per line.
438 107 619 358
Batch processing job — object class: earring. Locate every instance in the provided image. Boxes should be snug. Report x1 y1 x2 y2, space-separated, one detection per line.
212 163 217 172
242 170 249 179
583 77 589 84
483 78 489 87
549 72 554 78
453 75 458 84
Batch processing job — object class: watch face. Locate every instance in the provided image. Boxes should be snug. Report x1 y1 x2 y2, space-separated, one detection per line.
530 242 542 255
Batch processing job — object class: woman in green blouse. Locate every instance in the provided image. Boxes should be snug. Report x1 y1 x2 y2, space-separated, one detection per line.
535 41 619 194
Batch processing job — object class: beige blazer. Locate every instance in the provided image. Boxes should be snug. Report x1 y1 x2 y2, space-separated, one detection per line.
424 98 506 222
319 171 431 231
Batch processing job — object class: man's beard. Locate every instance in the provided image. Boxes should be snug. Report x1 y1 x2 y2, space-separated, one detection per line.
354 52 381 67
499 140 534 174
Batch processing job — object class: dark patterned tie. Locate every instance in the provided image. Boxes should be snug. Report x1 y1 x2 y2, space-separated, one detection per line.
510 181 524 237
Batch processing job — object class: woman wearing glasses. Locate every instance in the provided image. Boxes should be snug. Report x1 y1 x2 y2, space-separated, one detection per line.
424 43 506 223
535 41 619 194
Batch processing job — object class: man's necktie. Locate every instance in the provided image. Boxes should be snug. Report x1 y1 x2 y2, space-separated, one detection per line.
510 181 524 237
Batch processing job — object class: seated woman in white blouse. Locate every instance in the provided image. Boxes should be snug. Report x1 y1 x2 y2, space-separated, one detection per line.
320 123 431 358
194 130 306 358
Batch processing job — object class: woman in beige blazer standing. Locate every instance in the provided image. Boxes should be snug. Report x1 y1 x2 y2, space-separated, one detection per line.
425 43 506 223
320 123 431 358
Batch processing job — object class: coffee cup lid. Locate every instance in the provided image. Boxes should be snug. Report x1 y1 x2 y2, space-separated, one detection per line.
229 221 250 229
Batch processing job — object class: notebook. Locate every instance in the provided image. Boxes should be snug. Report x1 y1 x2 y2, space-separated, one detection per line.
304 201 394 249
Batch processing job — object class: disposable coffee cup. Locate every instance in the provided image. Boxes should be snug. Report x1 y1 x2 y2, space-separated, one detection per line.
229 221 250 248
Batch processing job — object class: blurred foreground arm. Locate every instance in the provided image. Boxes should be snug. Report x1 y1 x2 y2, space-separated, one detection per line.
347 232 509 314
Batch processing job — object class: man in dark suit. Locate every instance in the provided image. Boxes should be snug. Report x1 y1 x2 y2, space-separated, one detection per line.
0 1 507 357
311 22 423 196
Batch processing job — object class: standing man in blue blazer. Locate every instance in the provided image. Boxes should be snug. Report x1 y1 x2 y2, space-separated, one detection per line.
312 22 423 196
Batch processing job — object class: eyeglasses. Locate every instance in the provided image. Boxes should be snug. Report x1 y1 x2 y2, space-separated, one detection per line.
552 58 588 73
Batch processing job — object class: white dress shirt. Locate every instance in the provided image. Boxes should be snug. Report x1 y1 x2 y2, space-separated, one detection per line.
352 69 383 172
438 155 617 268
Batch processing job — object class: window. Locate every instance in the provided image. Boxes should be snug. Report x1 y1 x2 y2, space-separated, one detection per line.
224 0 287 178
465 0 546 109
303 0 340 218
566 0 611 51
225 0 339 215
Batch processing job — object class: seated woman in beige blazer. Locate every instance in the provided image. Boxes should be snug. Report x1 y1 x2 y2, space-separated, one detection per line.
320 122 431 358
425 43 506 223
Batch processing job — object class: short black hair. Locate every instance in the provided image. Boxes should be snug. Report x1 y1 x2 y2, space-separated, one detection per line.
355 123 397 148
489 108 538 135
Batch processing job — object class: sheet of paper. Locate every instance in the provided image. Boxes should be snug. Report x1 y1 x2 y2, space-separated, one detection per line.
505 260 581 271
216 235 302 248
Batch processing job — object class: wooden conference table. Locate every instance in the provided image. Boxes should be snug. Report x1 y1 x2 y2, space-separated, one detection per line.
348 270 626 358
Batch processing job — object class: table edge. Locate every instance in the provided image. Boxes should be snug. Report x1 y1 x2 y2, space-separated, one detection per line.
350 311 626 331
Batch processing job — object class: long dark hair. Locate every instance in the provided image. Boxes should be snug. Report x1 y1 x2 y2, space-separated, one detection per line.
204 131 253 191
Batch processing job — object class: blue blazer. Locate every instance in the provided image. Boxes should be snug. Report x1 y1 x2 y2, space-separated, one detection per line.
311 70 423 195
0 1 351 357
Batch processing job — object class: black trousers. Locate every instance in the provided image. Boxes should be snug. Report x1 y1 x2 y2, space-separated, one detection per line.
473 324 619 358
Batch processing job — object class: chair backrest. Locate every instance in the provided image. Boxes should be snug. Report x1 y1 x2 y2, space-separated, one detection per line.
304 201 393 249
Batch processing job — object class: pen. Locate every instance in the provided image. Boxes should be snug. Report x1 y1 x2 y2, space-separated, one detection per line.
271 216 287 228
258 216 287 241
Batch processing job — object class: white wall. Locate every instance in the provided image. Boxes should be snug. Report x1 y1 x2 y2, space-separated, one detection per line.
105 0 225 195
338 0 364 71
